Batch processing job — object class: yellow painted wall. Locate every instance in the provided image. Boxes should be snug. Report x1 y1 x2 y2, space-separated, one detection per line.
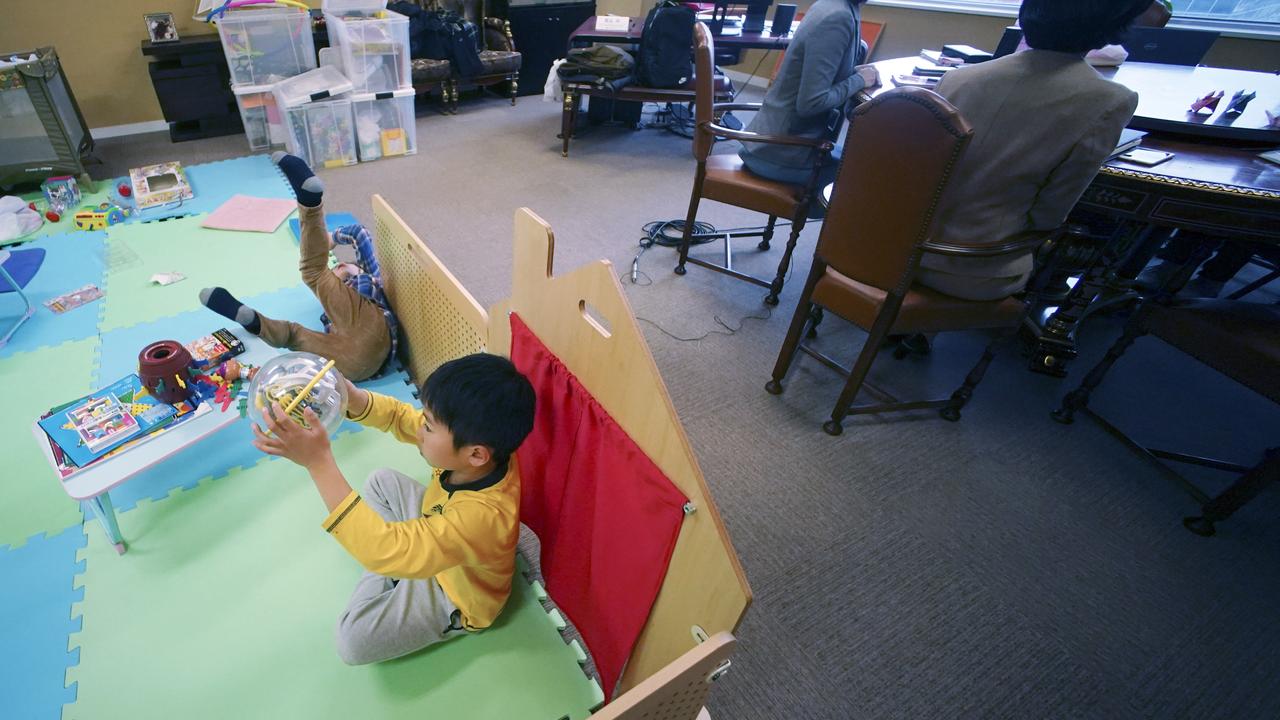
1 0 1273 128
0 1 321 129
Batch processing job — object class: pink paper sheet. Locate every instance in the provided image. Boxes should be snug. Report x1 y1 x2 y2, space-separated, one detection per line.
200 195 297 233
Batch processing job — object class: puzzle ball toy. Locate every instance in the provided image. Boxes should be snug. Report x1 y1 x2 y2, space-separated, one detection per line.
247 352 348 435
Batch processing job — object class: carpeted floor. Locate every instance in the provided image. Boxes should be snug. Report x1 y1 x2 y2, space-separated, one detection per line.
88 91 1280 719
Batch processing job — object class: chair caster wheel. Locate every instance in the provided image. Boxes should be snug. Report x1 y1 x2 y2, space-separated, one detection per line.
806 328 818 339
765 379 783 395
939 406 961 422
1049 408 1075 425
757 241 771 251
1183 516 1216 537
822 420 843 436
764 293 779 306
674 265 687 276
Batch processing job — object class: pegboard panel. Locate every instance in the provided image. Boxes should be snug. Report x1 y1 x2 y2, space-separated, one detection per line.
371 195 488 386
592 633 735 720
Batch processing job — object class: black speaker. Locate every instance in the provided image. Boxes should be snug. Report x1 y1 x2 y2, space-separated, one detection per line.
771 4 796 36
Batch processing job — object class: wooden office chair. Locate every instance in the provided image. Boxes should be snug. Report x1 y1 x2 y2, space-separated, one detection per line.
1054 259 1280 536
674 22 834 306
593 632 735 720
766 87 1033 436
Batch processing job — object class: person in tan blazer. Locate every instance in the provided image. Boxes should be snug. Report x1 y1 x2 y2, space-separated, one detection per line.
916 0 1154 301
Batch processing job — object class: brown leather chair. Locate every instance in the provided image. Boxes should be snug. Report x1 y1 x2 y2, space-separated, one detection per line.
674 22 835 306
1054 255 1280 536
766 86 1035 436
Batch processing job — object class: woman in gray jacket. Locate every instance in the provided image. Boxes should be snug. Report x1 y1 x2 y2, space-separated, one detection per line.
738 0 879 186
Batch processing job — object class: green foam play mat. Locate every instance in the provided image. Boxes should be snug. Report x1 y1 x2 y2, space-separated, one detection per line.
66 430 601 719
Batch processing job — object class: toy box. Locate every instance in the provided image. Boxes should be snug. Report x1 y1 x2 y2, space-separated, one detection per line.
282 98 358 169
129 162 193 210
351 88 416 162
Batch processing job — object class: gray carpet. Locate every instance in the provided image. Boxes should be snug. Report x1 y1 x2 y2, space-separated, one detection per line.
91 90 1280 719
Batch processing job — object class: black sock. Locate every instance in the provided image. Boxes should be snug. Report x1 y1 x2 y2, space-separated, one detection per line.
271 151 324 207
199 287 260 335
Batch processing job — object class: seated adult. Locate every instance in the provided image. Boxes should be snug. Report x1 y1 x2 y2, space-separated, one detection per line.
738 0 878 187
916 0 1152 301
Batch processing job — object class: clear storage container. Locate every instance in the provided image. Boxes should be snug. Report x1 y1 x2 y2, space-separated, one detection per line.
321 0 388 14
281 98 358 169
351 88 417 162
233 84 287 151
217 8 317 86
324 11 411 94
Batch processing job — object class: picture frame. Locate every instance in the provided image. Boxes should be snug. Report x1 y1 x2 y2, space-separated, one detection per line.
144 12 180 44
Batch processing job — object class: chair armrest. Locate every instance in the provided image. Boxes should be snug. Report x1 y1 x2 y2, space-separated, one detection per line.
713 102 763 113
704 122 835 151
923 231 1052 257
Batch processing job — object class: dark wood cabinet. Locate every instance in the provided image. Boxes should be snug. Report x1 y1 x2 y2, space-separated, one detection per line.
499 1 597 96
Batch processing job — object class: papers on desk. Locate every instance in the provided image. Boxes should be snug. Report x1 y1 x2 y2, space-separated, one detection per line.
596 15 630 32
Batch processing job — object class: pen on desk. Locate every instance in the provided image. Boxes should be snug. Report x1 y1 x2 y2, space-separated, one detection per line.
631 258 639 283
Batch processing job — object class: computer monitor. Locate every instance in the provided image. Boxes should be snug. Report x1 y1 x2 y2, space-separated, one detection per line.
1121 27 1219 66
992 25 1219 67
743 0 773 34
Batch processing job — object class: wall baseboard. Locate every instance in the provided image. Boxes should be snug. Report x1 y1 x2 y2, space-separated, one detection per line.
91 120 169 139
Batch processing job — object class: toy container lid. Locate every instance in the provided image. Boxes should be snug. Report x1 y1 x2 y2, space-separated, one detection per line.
232 82 277 95
321 0 388 14
349 87 415 102
271 66 354 108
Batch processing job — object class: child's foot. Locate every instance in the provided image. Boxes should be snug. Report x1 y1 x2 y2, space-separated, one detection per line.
271 151 324 208
199 287 261 335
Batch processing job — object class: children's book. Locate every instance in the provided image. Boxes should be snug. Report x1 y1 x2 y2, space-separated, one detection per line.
38 374 179 468
40 397 208 479
187 328 246 368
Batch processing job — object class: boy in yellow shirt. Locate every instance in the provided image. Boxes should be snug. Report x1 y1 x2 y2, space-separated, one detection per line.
252 353 536 664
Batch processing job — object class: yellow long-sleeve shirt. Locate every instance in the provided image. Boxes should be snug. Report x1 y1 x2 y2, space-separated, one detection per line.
320 391 520 630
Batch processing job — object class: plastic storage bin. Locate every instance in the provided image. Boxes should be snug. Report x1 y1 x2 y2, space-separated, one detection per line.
351 88 417 162
233 84 286 151
324 11 411 94
218 8 317 86
282 98 358 169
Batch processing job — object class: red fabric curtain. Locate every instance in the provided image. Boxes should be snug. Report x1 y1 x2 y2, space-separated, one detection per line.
510 314 689 699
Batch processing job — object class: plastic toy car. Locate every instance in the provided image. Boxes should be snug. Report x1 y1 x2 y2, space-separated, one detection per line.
73 203 128 231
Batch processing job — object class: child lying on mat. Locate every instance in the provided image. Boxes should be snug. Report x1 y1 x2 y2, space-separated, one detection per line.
199 153 398 381
252 353 536 665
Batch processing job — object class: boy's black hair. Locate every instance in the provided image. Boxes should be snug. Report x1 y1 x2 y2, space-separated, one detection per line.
421 353 536 464
1020 0 1152 54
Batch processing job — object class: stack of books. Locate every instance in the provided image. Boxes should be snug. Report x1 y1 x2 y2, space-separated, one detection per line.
37 374 208 480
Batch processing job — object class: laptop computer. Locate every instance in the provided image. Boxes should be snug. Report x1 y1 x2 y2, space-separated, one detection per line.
1121 27 1219 66
993 26 1218 66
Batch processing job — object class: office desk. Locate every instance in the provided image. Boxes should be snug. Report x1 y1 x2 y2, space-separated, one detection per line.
862 58 1280 376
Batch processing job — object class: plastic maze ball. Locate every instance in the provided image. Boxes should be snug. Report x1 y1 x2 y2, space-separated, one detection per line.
247 352 348 435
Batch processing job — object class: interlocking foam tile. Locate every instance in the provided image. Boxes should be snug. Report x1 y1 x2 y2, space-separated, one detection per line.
0 231 107 359
66 431 599 720
0 337 97 548
98 214 304 332
289 212 360 243
0 524 87 720
93 285 324 387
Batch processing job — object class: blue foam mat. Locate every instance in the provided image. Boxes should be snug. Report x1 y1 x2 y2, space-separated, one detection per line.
0 232 108 359
0 524 88 719
289 212 361 243
133 156 294 223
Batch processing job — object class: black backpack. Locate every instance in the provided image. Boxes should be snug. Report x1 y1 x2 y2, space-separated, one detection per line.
637 1 695 88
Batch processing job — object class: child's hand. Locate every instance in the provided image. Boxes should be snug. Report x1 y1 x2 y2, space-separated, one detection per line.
252 402 332 469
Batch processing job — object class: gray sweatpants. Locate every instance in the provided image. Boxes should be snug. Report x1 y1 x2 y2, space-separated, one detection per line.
335 468 465 665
